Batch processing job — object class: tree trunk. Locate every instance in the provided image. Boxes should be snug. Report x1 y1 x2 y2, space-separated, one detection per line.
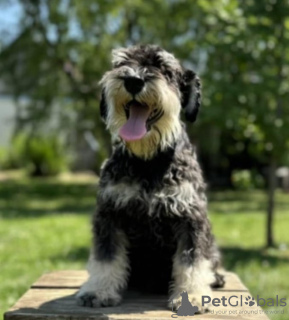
266 158 277 248
265 19 285 249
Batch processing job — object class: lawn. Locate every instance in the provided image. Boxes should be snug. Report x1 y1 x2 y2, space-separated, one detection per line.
0 173 288 320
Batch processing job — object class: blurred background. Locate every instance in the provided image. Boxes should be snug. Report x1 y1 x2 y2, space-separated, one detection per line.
0 0 288 319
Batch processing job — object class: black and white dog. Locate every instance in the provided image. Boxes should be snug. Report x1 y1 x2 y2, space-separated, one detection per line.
76 45 224 312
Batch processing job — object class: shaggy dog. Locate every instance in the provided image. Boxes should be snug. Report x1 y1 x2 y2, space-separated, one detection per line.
76 44 225 312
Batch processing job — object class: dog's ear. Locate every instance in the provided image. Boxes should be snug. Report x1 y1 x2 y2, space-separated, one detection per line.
180 69 201 122
100 89 107 121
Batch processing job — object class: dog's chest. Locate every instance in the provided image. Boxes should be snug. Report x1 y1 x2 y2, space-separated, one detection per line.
100 144 206 217
101 177 199 218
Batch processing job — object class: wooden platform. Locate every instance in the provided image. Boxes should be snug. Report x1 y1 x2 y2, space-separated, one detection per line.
4 270 269 319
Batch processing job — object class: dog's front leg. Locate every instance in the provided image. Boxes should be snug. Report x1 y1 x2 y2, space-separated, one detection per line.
169 220 215 313
76 210 129 307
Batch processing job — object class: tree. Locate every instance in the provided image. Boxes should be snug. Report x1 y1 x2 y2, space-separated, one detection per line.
199 0 289 247
0 0 289 246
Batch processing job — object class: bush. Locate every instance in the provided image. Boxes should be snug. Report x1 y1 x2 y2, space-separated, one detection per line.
0 137 25 170
1 133 69 177
231 169 265 190
0 148 10 169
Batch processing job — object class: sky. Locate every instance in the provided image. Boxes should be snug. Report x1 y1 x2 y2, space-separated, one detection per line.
0 0 22 46
0 1 21 140
0 0 82 46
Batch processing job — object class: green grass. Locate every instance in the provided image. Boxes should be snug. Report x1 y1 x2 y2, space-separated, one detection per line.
209 191 289 320
0 175 288 320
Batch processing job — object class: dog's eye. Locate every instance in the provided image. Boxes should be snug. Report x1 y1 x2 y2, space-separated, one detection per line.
114 61 129 69
145 73 157 81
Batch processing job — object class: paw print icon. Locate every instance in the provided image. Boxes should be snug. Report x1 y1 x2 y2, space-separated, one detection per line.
244 296 255 307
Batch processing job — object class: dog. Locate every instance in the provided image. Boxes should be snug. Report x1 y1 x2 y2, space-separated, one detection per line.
76 44 225 312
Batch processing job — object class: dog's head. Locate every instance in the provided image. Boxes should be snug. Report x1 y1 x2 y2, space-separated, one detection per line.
100 45 201 159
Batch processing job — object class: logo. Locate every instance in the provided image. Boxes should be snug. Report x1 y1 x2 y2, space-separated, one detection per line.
169 291 199 317
202 295 287 308
244 296 255 307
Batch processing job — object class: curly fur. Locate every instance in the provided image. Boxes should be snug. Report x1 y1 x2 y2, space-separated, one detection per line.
76 44 225 312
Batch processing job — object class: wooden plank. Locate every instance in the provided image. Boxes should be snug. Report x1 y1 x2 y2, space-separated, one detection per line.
31 270 89 289
5 289 269 320
5 271 270 320
31 271 248 292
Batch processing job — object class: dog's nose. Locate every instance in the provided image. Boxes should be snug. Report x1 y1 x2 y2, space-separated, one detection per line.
124 77 145 95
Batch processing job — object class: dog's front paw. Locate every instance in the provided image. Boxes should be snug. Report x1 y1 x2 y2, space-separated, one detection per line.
76 282 122 308
76 291 121 308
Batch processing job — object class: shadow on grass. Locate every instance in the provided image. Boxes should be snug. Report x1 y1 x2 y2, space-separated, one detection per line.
211 204 289 214
51 247 90 263
221 247 289 269
0 206 96 219
0 180 97 218
0 180 97 200
2 180 289 219
51 246 289 270
208 190 289 214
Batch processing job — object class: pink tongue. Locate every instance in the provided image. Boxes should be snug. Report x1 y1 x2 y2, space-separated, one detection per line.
119 104 150 141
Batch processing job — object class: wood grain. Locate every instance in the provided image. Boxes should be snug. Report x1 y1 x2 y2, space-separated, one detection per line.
31 271 248 292
5 270 269 320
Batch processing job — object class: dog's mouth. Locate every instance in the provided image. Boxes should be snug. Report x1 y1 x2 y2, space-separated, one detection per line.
119 100 164 141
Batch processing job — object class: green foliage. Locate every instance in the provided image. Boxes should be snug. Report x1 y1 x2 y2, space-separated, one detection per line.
22 134 68 176
232 170 253 190
4 133 69 177
0 0 288 170
95 146 109 174
0 147 15 170
0 140 25 170
231 169 265 190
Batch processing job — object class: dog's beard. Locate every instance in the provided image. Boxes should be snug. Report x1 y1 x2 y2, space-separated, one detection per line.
102 76 182 159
